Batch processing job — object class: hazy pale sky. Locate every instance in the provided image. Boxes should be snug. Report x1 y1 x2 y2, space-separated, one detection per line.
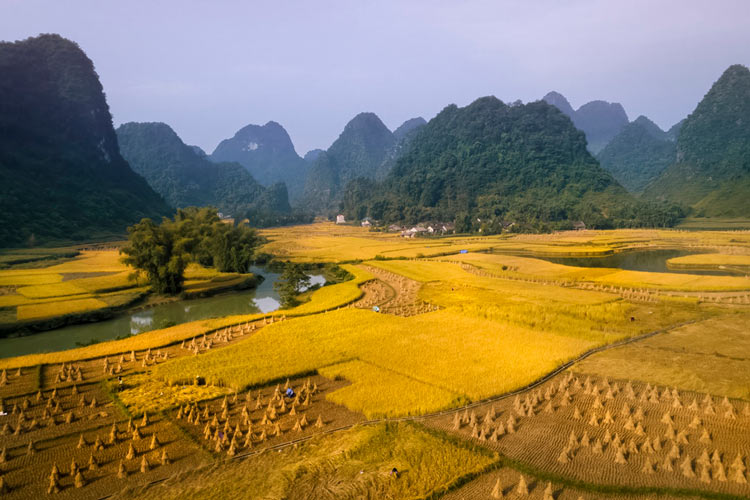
1 0 748 154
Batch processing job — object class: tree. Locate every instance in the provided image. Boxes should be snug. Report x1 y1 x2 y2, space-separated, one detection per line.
120 218 190 294
171 207 260 273
273 263 311 307
120 207 263 295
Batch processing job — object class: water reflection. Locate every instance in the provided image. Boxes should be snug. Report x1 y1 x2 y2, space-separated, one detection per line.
533 249 740 276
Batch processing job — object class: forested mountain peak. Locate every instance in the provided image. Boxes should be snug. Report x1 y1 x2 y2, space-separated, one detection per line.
542 91 629 153
210 120 308 201
116 121 290 218
303 149 324 163
644 64 750 216
0 34 171 246
393 117 427 141
302 111 395 213
597 117 675 193
631 115 667 139
542 91 576 119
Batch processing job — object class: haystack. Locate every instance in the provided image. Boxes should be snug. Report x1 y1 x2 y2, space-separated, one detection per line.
680 456 695 478
543 482 555 500
117 461 127 478
516 474 528 495
491 477 503 498
614 447 627 464
74 470 85 488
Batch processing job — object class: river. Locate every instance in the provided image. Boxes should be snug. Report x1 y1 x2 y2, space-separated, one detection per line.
0 268 325 358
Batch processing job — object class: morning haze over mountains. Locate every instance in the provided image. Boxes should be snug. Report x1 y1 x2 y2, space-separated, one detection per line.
1 33 749 245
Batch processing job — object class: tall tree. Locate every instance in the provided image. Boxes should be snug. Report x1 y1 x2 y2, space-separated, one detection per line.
120 218 190 295
273 263 311 307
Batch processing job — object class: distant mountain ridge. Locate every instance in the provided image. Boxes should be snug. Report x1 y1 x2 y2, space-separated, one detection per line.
644 64 750 216
116 122 290 217
596 115 676 193
0 34 171 246
542 91 629 153
210 121 308 201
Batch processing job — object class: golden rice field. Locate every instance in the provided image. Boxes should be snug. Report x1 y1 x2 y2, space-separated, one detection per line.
0 250 254 324
260 222 750 263
668 253 750 270
438 252 750 292
2 223 750 500
152 256 710 417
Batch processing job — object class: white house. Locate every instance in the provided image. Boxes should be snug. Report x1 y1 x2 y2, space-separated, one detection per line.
336 214 346 224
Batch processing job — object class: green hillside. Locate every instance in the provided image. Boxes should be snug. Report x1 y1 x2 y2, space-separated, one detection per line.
303 112 395 213
0 34 171 247
117 122 290 218
597 116 676 193
644 64 750 216
344 97 679 231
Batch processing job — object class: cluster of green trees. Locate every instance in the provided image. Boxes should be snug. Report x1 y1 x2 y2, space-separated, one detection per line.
120 207 261 295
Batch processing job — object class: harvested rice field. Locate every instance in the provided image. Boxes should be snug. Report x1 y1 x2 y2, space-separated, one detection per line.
2 224 750 498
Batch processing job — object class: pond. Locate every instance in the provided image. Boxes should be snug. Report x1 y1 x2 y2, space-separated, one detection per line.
0 268 325 359
525 249 740 276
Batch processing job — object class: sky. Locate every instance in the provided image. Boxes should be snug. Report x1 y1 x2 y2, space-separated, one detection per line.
1 0 749 155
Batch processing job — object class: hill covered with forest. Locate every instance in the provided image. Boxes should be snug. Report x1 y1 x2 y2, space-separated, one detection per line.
0 34 171 246
644 64 750 217
210 121 308 202
302 112 396 213
343 97 680 231
116 122 290 220
596 116 676 193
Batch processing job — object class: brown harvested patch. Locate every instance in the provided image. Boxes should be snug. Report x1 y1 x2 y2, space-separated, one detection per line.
172 374 366 457
353 265 438 317
441 466 704 500
427 372 750 496
0 382 208 500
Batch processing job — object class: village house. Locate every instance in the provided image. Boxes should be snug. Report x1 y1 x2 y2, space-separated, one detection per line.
335 214 346 224
400 222 454 238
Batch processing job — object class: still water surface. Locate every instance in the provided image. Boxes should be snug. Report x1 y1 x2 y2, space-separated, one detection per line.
518 249 741 276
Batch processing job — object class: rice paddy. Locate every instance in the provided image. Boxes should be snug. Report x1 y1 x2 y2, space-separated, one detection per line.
0 250 255 327
1 223 749 499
